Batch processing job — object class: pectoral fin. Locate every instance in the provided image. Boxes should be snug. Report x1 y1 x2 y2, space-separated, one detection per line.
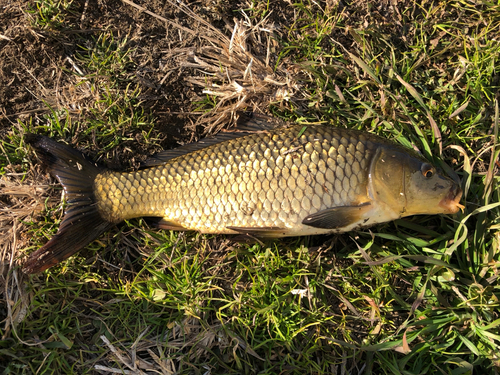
302 203 372 229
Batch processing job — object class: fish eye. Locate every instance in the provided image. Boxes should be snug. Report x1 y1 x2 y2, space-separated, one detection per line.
421 164 435 178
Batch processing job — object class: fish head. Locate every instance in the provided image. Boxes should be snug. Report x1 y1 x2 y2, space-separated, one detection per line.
370 147 463 217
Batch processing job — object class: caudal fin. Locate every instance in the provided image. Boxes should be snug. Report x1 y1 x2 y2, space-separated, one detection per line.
23 135 115 274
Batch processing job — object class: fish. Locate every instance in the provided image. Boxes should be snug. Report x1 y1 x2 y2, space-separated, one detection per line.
22 115 463 274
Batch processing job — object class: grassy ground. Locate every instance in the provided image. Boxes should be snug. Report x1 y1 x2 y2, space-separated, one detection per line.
1 0 499 374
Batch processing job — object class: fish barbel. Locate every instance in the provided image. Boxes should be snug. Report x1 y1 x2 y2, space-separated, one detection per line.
23 116 463 273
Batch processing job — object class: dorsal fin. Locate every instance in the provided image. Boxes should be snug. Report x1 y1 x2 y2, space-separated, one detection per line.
141 113 285 168
235 113 286 132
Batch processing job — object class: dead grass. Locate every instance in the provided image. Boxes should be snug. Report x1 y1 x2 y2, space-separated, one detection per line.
0 165 53 331
183 16 301 132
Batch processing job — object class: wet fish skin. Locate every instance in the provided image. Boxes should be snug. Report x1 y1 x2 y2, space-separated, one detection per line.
23 120 462 273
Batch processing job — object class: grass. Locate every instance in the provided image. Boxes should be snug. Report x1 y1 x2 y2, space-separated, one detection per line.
1 0 500 374
27 0 74 30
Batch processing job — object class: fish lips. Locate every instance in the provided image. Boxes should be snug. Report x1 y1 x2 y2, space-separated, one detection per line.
438 183 464 214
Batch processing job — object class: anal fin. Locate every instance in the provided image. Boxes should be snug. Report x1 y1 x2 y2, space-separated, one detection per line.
148 218 189 231
302 203 372 229
226 226 290 238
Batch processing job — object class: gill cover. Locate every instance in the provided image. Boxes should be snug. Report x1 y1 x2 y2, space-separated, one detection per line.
369 147 407 215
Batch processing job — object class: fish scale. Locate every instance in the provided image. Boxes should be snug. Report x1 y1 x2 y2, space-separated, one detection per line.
93 125 377 234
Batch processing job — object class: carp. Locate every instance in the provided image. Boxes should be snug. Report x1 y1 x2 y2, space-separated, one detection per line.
23 116 463 273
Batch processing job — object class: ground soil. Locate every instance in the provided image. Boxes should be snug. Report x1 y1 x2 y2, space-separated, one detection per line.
1 0 209 146
0 0 414 145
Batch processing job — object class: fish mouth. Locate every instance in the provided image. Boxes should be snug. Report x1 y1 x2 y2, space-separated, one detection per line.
439 183 464 214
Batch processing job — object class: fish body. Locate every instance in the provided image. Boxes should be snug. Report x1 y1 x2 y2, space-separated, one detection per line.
23 117 463 273
95 125 380 236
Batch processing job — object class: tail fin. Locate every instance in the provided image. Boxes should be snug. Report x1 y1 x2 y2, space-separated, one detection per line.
23 135 115 274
